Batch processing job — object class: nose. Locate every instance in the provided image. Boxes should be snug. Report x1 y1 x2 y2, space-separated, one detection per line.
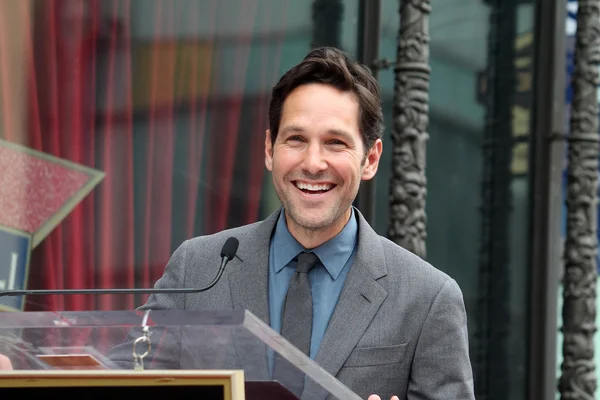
302 143 328 174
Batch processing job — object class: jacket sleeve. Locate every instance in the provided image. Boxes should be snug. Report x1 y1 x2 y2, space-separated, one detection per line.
137 239 189 311
408 278 475 399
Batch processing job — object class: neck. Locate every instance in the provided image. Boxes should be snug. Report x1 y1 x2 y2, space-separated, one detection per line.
285 208 352 249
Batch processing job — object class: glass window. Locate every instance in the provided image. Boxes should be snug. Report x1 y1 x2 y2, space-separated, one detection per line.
375 0 535 398
0 0 358 311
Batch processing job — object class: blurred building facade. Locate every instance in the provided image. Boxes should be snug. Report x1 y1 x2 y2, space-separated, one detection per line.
0 0 590 398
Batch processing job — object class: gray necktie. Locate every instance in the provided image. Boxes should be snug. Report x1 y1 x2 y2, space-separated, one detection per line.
280 251 320 355
274 252 320 396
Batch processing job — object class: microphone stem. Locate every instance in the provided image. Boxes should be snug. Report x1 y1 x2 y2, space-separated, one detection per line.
0 257 231 298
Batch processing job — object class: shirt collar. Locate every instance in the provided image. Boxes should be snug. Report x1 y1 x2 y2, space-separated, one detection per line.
271 208 358 280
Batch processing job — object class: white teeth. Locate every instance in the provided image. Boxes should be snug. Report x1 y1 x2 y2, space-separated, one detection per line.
295 182 332 191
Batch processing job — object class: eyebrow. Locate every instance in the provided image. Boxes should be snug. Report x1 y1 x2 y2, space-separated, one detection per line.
279 125 356 144
279 125 305 137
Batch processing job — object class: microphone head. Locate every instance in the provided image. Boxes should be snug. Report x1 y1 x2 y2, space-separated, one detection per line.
221 237 239 260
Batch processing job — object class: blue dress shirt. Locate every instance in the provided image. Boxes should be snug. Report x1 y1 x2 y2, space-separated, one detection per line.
268 208 357 359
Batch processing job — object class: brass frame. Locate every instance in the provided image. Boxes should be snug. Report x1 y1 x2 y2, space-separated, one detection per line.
0 370 245 400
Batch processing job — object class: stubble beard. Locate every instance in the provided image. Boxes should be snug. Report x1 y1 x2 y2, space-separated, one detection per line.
272 167 359 238
286 203 340 232
276 186 352 235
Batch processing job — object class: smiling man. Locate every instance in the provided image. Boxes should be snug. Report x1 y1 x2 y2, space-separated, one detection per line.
136 47 475 399
0 47 474 399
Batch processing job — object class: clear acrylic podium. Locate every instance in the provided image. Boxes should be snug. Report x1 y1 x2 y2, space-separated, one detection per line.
0 309 361 400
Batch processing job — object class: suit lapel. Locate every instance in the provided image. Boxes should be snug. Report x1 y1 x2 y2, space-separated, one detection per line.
227 209 280 325
313 209 388 378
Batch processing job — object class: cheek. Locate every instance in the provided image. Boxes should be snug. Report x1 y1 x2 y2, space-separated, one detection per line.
336 156 364 177
272 151 296 174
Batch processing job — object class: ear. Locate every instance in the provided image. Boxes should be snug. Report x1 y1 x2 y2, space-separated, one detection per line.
265 129 273 171
361 139 382 180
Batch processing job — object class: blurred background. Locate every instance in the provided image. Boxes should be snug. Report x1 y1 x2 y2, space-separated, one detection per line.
0 0 590 398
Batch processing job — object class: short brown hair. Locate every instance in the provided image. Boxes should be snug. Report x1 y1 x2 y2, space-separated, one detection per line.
268 47 384 152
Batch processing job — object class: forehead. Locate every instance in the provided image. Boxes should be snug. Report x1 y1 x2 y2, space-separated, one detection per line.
280 83 360 131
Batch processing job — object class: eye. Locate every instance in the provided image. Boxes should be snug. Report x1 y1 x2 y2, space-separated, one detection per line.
287 135 304 142
327 139 346 146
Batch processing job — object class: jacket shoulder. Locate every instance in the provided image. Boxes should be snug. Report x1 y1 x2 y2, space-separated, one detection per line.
185 221 262 250
378 235 456 293
165 221 264 282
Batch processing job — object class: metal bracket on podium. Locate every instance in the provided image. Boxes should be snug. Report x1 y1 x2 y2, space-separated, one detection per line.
133 310 152 371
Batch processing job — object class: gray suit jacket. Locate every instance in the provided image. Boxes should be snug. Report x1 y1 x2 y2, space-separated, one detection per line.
139 208 474 399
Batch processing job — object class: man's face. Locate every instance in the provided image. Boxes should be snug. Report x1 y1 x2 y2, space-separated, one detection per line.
265 83 382 240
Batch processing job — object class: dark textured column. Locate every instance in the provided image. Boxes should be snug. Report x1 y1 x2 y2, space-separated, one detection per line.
387 0 431 258
559 1 600 399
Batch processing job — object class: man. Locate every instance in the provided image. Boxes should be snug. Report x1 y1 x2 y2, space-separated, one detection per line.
0 47 473 399
138 47 474 399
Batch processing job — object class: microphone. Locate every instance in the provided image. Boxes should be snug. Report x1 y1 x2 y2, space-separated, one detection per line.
0 237 240 298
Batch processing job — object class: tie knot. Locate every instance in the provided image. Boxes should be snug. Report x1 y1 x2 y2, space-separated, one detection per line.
295 252 319 274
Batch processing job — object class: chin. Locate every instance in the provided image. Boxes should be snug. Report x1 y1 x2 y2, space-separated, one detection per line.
289 210 338 231
298 219 332 231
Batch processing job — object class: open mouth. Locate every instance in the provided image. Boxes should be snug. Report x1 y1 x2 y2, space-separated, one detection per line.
293 181 335 195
